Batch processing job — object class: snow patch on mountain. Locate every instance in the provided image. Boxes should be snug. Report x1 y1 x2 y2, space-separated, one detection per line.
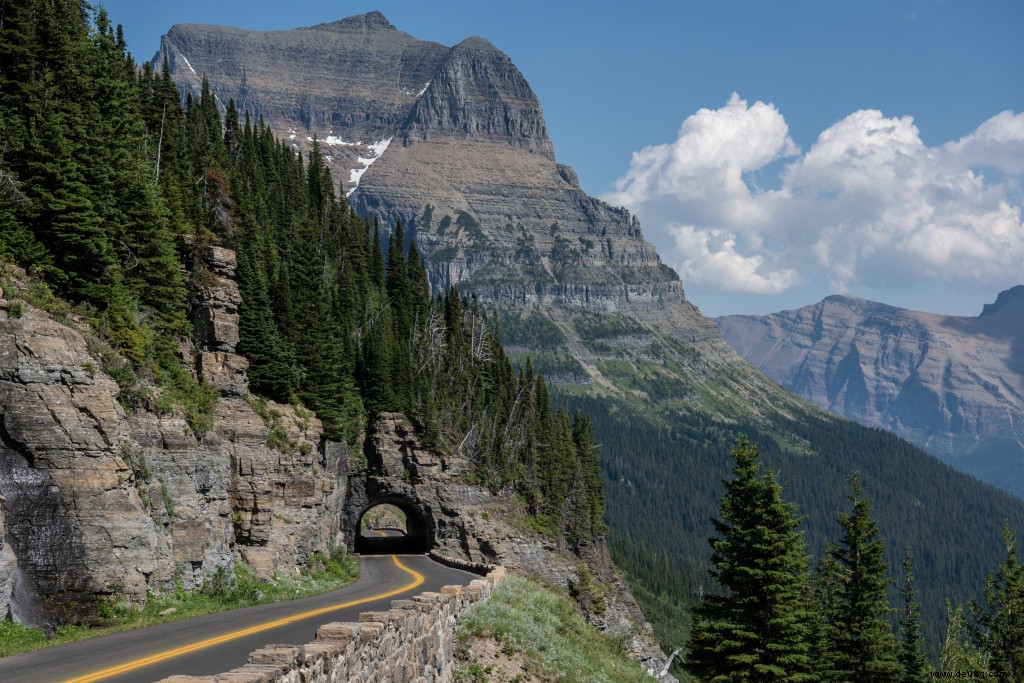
346 137 394 196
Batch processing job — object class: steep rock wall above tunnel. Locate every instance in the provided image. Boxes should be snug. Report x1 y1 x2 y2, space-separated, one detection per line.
0 251 346 629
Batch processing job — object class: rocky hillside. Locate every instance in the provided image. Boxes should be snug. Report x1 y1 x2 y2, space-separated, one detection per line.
717 287 1024 496
0 250 347 630
157 11 807 425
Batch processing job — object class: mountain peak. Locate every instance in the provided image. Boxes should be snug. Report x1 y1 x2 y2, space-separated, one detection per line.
820 293 900 315
453 35 499 51
315 11 395 32
980 284 1024 317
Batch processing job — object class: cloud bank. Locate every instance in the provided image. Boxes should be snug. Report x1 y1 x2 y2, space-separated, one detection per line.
604 95 1024 298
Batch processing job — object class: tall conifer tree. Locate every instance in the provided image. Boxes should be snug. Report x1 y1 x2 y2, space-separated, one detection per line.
820 474 901 683
685 437 814 682
970 522 1024 680
898 549 930 683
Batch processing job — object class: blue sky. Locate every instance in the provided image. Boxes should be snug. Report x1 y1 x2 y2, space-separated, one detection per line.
101 1 1024 317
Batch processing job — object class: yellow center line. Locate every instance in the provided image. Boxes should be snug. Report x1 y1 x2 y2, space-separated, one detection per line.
63 555 425 683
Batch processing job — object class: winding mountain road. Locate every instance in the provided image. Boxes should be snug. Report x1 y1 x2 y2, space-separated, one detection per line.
0 548 477 683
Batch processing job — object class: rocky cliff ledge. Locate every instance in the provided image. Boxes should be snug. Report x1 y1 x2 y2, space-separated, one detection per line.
0 249 346 630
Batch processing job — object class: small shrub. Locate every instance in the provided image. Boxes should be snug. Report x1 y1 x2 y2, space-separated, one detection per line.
7 300 24 318
158 477 174 518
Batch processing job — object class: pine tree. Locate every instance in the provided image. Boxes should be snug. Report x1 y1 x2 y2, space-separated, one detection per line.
970 522 1024 680
940 602 988 674
236 238 298 402
898 549 930 683
685 437 814 682
573 412 604 542
820 474 901 683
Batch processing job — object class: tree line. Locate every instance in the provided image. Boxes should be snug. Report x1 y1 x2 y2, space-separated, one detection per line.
686 437 1024 682
0 0 603 547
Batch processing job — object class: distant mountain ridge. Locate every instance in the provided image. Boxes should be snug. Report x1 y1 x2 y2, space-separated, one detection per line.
717 287 1024 496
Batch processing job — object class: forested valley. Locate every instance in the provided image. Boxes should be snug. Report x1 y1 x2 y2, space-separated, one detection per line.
562 392 1024 678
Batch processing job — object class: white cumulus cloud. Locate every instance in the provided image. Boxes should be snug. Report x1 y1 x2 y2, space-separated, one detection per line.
605 97 1024 301
669 225 799 294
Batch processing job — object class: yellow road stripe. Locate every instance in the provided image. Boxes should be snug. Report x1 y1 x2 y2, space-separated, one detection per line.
63 555 424 683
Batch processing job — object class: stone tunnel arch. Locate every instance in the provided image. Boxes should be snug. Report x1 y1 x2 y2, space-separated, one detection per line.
353 495 434 554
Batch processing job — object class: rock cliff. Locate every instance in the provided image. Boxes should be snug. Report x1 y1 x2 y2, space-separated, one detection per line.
0 249 346 630
717 287 1024 496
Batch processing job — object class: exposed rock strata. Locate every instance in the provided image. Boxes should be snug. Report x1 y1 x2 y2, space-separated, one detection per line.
0 251 345 629
160 13 679 307
717 288 1024 496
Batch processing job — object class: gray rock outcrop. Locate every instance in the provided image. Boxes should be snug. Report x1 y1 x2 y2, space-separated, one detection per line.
717 287 1024 496
0 249 346 629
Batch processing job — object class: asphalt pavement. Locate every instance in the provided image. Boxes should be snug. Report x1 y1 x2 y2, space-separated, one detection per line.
0 553 478 683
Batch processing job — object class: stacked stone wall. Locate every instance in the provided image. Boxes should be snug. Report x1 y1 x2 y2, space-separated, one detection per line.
155 566 505 683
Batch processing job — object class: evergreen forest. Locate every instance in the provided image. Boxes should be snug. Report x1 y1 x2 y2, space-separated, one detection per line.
681 437 1024 681
563 391 1024 678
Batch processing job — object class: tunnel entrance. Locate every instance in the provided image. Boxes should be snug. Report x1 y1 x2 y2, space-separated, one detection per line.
354 496 433 555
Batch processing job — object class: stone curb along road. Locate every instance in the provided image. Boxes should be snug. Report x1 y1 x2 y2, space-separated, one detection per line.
0 554 485 683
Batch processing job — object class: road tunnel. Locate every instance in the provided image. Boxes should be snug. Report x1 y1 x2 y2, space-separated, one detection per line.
354 495 433 554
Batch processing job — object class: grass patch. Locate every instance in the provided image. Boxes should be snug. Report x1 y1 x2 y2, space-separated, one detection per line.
0 621 49 657
453 574 653 683
0 548 359 658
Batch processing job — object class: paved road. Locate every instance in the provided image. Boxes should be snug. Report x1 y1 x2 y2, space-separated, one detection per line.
0 552 477 683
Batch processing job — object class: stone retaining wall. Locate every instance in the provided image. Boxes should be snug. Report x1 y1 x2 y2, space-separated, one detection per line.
156 566 506 683
426 550 494 576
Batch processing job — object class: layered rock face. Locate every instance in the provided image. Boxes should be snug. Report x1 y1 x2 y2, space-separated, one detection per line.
159 13 679 309
717 287 1024 496
0 250 346 629
158 12 805 421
